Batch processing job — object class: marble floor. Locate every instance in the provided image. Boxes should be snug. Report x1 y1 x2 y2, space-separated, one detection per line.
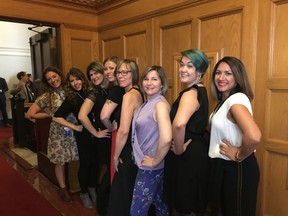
0 132 99 216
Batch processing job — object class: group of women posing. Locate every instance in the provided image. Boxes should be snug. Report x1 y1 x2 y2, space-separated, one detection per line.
26 49 261 216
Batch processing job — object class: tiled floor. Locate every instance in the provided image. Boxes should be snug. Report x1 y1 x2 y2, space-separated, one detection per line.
0 130 99 216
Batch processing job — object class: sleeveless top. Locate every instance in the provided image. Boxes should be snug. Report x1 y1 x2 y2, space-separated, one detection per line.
170 84 208 141
132 93 167 170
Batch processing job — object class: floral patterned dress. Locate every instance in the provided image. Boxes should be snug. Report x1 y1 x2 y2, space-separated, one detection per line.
35 90 79 165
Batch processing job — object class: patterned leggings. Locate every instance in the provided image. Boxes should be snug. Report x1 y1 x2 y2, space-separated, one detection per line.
130 168 169 216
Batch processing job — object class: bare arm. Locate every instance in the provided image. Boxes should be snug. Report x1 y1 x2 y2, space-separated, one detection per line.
78 98 109 138
141 101 172 167
100 99 118 131
172 89 199 155
26 103 50 119
219 104 261 161
53 117 83 132
113 89 142 171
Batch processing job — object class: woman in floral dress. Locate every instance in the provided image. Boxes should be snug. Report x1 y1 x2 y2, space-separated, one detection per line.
27 66 78 202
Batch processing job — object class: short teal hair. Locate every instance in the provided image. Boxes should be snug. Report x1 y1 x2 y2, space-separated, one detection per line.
181 49 209 76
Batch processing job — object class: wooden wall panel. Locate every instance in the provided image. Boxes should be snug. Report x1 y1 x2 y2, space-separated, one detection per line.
124 31 147 73
99 21 150 76
264 153 288 215
256 0 288 215
200 11 242 57
271 3 288 78
102 37 122 60
71 39 93 72
60 26 98 74
199 11 242 112
267 91 288 142
160 22 192 104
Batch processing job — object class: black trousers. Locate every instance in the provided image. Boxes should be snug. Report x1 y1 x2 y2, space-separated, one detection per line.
209 153 260 216
0 96 8 124
76 131 99 193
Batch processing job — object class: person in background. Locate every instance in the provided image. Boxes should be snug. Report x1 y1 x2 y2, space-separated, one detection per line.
10 71 34 102
26 66 79 203
164 49 210 216
107 59 144 216
53 67 98 208
78 61 111 209
0 76 11 127
208 56 261 216
27 73 34 93
130 65 171 216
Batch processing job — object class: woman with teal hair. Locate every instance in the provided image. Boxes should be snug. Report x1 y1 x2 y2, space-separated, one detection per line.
164 49 210 215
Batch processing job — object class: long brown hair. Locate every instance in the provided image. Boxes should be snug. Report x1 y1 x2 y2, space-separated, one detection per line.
64 67 91 102
211 56 254 101
41 66 65 94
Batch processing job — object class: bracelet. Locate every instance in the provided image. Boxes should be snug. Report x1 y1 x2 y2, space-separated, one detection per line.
235 150 241 161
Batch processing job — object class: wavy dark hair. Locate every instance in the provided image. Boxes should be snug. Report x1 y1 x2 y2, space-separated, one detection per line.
41 66 65 94
64 67 91 103
211 56 254 101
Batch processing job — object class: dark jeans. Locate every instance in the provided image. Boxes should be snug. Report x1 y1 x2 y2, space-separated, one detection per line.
0 97 8 124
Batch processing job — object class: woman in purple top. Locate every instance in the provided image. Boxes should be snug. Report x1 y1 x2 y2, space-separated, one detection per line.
130 65 172 216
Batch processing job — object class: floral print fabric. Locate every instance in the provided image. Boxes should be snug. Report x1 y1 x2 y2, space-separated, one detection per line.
35 91 79 164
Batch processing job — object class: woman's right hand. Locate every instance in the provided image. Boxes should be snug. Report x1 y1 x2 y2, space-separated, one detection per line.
95 128 111 138
113 157 123 172
74 125 83 132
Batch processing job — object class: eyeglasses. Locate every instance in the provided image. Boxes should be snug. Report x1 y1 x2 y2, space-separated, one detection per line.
116 70 131 76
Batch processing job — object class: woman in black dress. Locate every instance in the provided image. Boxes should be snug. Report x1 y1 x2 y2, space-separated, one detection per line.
107 59 144 216
164 49 210 216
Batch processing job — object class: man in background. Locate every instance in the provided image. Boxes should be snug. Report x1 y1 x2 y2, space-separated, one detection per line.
0 76 11 127
10 71 34 103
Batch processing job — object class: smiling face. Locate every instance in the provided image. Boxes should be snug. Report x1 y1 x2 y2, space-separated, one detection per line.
89 70 104 86
69 75 83 91
104 60 117 83
179 56 199 87
45 71 62 89
142 70 162 97
214 62 236 99
116 63 132 91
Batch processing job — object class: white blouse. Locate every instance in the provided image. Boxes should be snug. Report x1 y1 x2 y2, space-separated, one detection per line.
209 92 252 160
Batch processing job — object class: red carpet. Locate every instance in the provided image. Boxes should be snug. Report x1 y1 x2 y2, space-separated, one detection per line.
0 127 13 140
0 157 61 216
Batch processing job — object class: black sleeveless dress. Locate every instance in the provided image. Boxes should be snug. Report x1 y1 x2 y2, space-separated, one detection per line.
107 87 144 216
164 85 210 214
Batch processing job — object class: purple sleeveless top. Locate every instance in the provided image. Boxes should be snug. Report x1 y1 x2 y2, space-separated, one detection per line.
132 93 167 170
